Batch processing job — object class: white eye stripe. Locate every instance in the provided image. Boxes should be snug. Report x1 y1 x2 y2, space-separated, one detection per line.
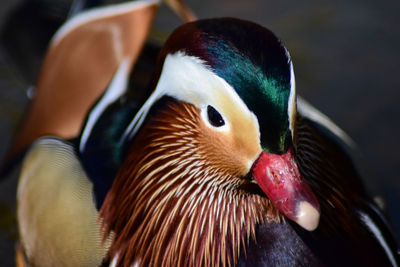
121 51 256 143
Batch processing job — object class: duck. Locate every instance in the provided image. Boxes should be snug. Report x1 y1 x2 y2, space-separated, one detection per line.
10 1 399 267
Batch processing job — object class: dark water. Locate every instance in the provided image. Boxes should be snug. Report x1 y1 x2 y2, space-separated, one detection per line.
0 0 399 265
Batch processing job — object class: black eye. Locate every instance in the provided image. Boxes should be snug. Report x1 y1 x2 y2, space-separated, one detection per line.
207 105 225 127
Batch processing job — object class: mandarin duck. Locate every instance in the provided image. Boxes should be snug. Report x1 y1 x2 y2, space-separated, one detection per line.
8 0 399 266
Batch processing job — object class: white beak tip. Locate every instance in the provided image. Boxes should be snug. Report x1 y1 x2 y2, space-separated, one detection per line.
295 201 320 231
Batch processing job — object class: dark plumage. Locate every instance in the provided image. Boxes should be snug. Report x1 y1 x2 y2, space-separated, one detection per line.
10 2 399 266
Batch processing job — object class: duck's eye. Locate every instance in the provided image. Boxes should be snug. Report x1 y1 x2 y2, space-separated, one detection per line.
207 105 225 127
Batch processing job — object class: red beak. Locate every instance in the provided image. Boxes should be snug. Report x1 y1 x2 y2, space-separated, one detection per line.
252 148 320 231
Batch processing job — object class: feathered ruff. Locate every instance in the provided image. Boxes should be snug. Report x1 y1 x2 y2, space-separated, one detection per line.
101 100 399 266
100 98 283 267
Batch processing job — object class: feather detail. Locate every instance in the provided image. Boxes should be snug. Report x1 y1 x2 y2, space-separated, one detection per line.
100 98 282 267
289 114 399 266
17 137 111 266
295 114 364 236
7 0 159 163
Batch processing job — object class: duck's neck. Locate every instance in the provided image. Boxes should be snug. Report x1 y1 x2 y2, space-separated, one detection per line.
100 100 281 267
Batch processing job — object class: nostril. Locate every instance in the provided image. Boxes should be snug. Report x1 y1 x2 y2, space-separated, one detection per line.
267 167 284 186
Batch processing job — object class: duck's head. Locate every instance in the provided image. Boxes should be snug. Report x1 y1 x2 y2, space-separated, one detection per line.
103 18 320 266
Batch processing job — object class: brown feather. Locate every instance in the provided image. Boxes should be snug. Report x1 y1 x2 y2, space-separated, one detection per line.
100 99 282 267
7 3 158 161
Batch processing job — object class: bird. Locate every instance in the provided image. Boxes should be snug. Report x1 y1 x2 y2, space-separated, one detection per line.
10 1 399 267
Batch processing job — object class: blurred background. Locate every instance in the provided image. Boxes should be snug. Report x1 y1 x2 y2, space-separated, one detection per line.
0 0 399 265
